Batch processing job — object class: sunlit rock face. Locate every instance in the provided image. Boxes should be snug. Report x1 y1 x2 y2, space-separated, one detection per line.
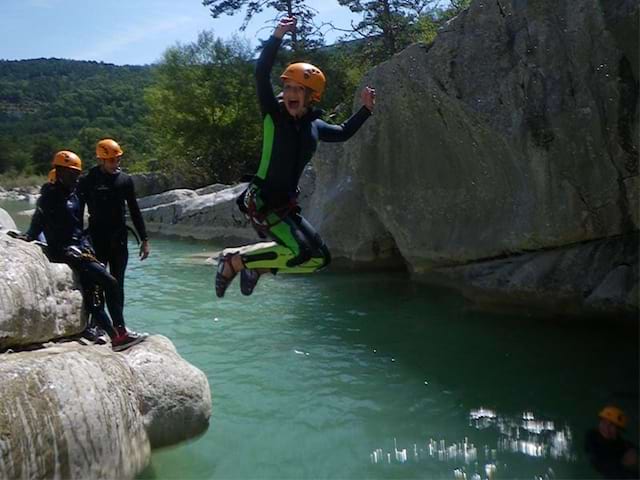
0 207 16 230
0 345 150 480
309 0 638 311
0 234 84 351
140 183 254 242
0 336 212 479
124 335 212 448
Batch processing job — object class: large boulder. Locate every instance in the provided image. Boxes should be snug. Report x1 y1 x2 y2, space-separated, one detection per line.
426 233 638 315
0 336 212 479
312 0 638 270
140 183 255 242
0 226 212 478
124 335 212 448
0 207 16 231
302 0 639 311
0 234 83 351
0 345 150 480
137 189 199 210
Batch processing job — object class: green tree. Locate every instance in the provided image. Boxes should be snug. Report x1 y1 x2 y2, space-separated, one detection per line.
30 136 57 174
336 0 436 60
145 32 262 184
202 0 323 52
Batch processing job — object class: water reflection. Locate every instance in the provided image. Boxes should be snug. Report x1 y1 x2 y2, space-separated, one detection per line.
370 408 574 479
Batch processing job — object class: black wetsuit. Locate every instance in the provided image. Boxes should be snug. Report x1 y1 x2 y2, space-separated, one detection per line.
239 35 371 272
77 166 147 305
584 429 639 479
26 182 124 335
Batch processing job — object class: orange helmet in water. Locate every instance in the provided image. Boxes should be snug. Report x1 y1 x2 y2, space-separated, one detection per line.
599 406 627 429
280 62 326 102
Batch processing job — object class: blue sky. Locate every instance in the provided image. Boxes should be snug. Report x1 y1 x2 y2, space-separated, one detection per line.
0 0 361 65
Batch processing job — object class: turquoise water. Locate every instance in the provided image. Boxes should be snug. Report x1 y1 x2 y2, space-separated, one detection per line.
2 200 638 479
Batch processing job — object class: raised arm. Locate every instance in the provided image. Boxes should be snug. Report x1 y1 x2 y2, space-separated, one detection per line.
255 17 297 115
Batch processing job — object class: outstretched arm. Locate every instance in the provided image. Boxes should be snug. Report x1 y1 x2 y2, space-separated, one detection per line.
318 86 376 142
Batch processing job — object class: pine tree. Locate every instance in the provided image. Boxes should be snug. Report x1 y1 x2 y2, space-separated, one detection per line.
202 0 322 52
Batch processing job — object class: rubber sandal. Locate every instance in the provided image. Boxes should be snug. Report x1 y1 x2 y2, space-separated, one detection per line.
240 269 261 296
215 253 237 298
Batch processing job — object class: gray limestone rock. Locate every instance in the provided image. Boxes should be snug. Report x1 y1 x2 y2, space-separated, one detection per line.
124 335 212 448
195 183 230 195
140 183 255 242
0 336 212 479
0 234 84 351
425 234 638 314
137 189 199 210
0 344 150 480
0 208 16 231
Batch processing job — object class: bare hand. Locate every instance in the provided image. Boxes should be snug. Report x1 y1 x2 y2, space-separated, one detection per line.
274 17 297 39
139 240 150 261
361 86 376 112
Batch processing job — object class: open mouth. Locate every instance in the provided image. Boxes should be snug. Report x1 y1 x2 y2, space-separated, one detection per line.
286 100 300 110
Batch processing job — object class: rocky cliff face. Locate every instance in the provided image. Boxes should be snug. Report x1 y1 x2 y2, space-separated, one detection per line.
312 0 638 269
308 0 638 312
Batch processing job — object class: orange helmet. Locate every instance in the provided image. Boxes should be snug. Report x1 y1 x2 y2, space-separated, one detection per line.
52 150 82 170
599 406 627 429
96 138 123 160
280 62 326 102
49 150 82 183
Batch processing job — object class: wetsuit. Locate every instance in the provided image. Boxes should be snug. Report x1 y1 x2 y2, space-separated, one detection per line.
77 166 147 305
239 35 371 272
26 182 124 336
584 429 639 479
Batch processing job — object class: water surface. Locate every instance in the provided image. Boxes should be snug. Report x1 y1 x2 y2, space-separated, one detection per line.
2 199 638 479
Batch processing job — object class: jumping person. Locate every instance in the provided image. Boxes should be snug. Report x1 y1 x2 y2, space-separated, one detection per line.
77 139 150 311
215 16 376 297
24 150 146 351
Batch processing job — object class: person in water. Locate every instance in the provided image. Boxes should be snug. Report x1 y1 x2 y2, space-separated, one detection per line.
23 150 147 351
584 405 639 479
215 16 376 297
77 138 150 312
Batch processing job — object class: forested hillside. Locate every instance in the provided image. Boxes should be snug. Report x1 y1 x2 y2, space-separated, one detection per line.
0 59 154 175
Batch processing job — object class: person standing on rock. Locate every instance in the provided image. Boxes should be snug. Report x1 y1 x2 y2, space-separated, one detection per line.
215 16 376 297
22 150 147 351
77 138 150 312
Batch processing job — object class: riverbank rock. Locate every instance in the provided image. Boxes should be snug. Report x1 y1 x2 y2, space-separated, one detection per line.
0 218 212 478
0 207 17 230
0 344 150 479
0 186 39 204
0 335 212 479
137 189 199 210
124 335 212 448
306 0 638 311
138 167 315 243
423 233 639 315
0 233 83 351
140 183 255 242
